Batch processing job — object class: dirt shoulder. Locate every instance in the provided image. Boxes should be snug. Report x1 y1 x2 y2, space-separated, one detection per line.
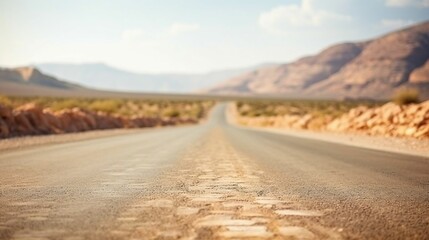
226 103 429 158
0 128 151 152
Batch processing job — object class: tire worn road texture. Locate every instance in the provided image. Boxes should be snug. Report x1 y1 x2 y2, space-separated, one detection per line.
0 104 428 239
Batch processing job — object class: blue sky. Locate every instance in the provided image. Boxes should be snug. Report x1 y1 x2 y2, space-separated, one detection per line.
1 0 428 73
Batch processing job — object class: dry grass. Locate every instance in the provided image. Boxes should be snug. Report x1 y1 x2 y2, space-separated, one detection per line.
236 99 382 118
235 99 384 131
392 88 420 105
0 95 214 119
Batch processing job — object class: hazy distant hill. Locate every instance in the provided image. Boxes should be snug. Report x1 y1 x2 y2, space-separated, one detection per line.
36 63 276 93
208 21 429 100
0 67 82 90
0 66 108 97
0 67 215 99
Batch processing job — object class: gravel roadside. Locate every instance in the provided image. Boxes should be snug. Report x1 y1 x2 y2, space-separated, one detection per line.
226 103 429 158
0 128 153 152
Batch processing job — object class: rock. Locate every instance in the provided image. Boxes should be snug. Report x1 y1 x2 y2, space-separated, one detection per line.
13 111 36 135
293 114 313 129
321 101 429 138
349 106 368 118
15 103 51 134
396 126 408 136
411 115 426 127
43 110 64 134
380 103 401 123
0 118 9 138
405 127 417 136
356 109 376 122
0 104 16 136
415 126 429 138
0 104 13 120
72 108 97 130
68 108 90 131
55 110 78 132
0 102 200 138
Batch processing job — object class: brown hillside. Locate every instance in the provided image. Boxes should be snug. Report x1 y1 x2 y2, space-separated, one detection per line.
209 21 429 99
0 67 83 90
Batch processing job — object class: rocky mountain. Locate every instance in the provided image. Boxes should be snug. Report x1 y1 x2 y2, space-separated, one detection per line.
36 63 276 93
209 21 429 100
0 67 83 90
0 67 155 99
0 66 95 97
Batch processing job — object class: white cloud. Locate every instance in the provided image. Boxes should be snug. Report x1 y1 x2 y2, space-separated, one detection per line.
381 19 415 29
169 23 200 35
121 29 146 43
122 23 201 42
120 28 161 49
385 0 429 7
259 0 351 34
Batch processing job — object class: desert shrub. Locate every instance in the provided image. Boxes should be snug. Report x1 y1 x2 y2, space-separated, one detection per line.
193 105 204 118
50 99 85 111
164 109 181 118
89 100 123 113
236 99 383 119
393 88 420 105
0 95 12 106
0 96 213 120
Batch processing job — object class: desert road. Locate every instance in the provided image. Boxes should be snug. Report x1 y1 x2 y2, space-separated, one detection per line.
0 104 428 239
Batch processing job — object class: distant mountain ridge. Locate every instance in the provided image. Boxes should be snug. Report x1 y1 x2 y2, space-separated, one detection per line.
0 66 83 90
208 21 429 99
0 66 222 99
36 63 277 93
0 66 95 97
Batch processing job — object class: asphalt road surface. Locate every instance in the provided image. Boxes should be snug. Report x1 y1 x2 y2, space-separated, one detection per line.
0 104 428 239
